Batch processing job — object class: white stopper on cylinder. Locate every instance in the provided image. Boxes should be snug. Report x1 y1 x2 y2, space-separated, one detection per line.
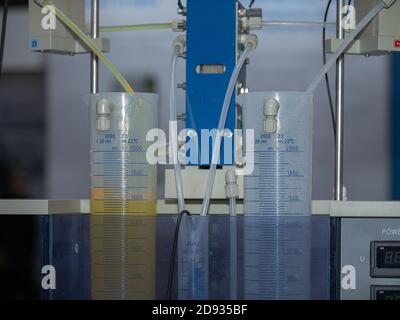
263 99 280 133
96 99 112 131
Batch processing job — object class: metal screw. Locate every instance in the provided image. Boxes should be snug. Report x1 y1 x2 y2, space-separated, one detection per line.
240 87 249 94
188 129 197 138
177 82 186 90
178 7 187 16
224 130 233 138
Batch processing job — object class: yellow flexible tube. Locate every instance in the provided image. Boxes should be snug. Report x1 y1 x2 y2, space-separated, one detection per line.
35 0 134 93
100 23 172 33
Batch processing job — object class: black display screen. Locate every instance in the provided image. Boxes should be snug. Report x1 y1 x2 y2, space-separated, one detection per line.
376 246 400 269
376 290 400 301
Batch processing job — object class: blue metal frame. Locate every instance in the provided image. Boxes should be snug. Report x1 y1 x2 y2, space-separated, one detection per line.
393 53 400 200
185 0 237 166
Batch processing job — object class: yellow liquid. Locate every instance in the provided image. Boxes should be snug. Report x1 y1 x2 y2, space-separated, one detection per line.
91 192 157 300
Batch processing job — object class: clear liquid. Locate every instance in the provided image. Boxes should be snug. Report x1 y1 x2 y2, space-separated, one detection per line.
238 92 313 300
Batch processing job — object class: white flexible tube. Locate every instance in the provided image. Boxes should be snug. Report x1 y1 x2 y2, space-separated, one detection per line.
169 47 185 213
305 1 385 95
229 198 236 217
225 169 238 299
229 197 237 300
262 20 335 28
200 45 253 216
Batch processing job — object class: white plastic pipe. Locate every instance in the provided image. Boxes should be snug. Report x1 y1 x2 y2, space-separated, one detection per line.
229 198 236 217
262 20 335 28
200 45 253 216
229 196 237 300
169 47 185 213
225 169 238 299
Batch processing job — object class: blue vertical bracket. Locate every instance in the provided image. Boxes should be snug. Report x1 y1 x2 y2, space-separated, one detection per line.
185 0 237 166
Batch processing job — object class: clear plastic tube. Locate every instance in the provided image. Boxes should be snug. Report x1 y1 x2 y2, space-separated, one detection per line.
169 47 185 213
229 198 236 217
262 20 335 28
200 45 252 216
178 215 209 299
229 197 237 300
305 2 385 95
100 23 172 33
35 0 134 93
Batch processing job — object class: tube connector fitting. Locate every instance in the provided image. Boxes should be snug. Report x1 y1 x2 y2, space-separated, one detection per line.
172 19 186 32
173 35 186 54
241 34 258 50
225 170 239 199
239 8 263 31
263 99 280 133
96 99 112 131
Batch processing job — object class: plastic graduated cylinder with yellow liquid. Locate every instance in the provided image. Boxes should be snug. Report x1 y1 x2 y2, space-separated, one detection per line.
89 93 158 300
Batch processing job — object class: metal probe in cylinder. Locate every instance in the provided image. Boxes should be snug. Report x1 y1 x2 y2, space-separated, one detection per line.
91 0 99 94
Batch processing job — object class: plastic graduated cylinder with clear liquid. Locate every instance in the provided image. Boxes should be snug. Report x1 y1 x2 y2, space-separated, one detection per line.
237 92 313 300
178 215 209 300
89 92 158 300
